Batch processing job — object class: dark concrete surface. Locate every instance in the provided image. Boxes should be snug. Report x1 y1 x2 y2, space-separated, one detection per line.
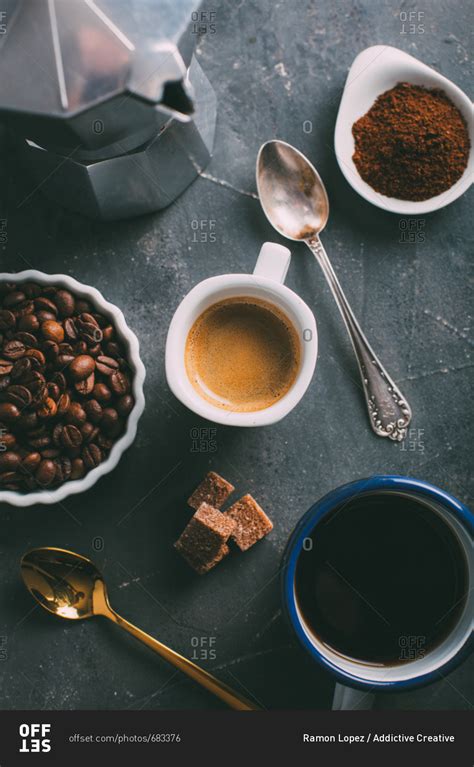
0 0 472 710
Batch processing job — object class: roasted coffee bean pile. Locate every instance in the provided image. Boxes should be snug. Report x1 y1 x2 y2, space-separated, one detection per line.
0 282 135 492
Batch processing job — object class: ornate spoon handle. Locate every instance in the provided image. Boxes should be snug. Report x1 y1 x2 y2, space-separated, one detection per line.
306 236 412 442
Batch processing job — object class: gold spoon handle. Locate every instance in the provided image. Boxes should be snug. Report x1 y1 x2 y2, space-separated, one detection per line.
105 609 260 711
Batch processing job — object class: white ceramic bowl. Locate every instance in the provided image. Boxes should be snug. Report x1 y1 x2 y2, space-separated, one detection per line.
335 45 473 214
0 270 146 507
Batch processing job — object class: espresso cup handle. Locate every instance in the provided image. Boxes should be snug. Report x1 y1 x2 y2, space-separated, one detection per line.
332 682 375 710
253 242 291 284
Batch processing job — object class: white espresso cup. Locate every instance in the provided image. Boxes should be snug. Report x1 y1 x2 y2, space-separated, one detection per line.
165 242 318 426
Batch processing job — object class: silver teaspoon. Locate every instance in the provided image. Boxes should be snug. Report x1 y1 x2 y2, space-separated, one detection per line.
256 140 412 442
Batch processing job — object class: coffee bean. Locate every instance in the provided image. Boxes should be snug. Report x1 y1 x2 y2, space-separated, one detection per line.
110 370 130 395
42 448 60 459
65 402 86 426
5 384 32 408
14 332 36 348
82 443 102 470
75 372 95 395
3 291 25 308
101 407 118 433
24 348 46 366
18 314 40 333
69 354 95 381
35 297 58 315
58 353 75 368
15 300 34 317
43 341 59 360
37 397 57 419
0 470 21 487
0 402 20 422
58 342 74 356
51 372 67 391
29 434 51 450
3 340 25 360
20 452 42 474
0 452 21 472
93 383 112 403
116 394 134 417
70 458 85 480
102 325 114 342
75 300 91 314
88 343 102 357
95 355 119 376
0 375 10 392
42 320 65 343
84 399 102 424
37 310 57 323
57 392 71 416
0 309 15 330
61 424 83 450
81 422 99 444
24 371 46 399
55 290 75 318
47 382 61 401
0 359 13 376
64 318 78 340
54 456 72 482
105 342 120 358
97 433 114 451
35 459 56 487
11 357 32 381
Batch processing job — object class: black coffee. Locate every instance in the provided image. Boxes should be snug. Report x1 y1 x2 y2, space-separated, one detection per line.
295 492 468 665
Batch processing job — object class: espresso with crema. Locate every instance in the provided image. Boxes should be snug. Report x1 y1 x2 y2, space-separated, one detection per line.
185 297 300 412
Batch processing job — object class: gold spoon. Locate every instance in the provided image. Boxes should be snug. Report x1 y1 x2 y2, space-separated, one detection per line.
20 547 259 711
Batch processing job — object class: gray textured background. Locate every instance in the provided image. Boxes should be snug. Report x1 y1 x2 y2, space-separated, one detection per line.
0 0 472 711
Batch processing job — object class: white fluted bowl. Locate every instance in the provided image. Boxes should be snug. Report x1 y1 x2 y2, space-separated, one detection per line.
0 270 146 507
335 46 473 214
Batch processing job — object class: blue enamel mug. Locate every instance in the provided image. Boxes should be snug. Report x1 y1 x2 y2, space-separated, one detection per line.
282 476 473 692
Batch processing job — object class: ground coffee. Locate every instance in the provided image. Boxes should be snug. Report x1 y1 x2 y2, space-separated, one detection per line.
352 82 470 201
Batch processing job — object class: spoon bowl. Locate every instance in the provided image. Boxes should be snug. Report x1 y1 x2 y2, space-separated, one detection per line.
21 548 107 621
257 140 329 240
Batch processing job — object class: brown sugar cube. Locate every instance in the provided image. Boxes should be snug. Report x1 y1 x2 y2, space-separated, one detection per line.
176 543 230 575
224 494 273 551
174 502 235 574
187 471 235 511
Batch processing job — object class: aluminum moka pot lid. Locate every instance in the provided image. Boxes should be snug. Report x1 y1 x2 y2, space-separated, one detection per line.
0 0 198 150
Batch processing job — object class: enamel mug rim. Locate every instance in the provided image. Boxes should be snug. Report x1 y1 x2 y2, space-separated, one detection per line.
281 475 474 691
